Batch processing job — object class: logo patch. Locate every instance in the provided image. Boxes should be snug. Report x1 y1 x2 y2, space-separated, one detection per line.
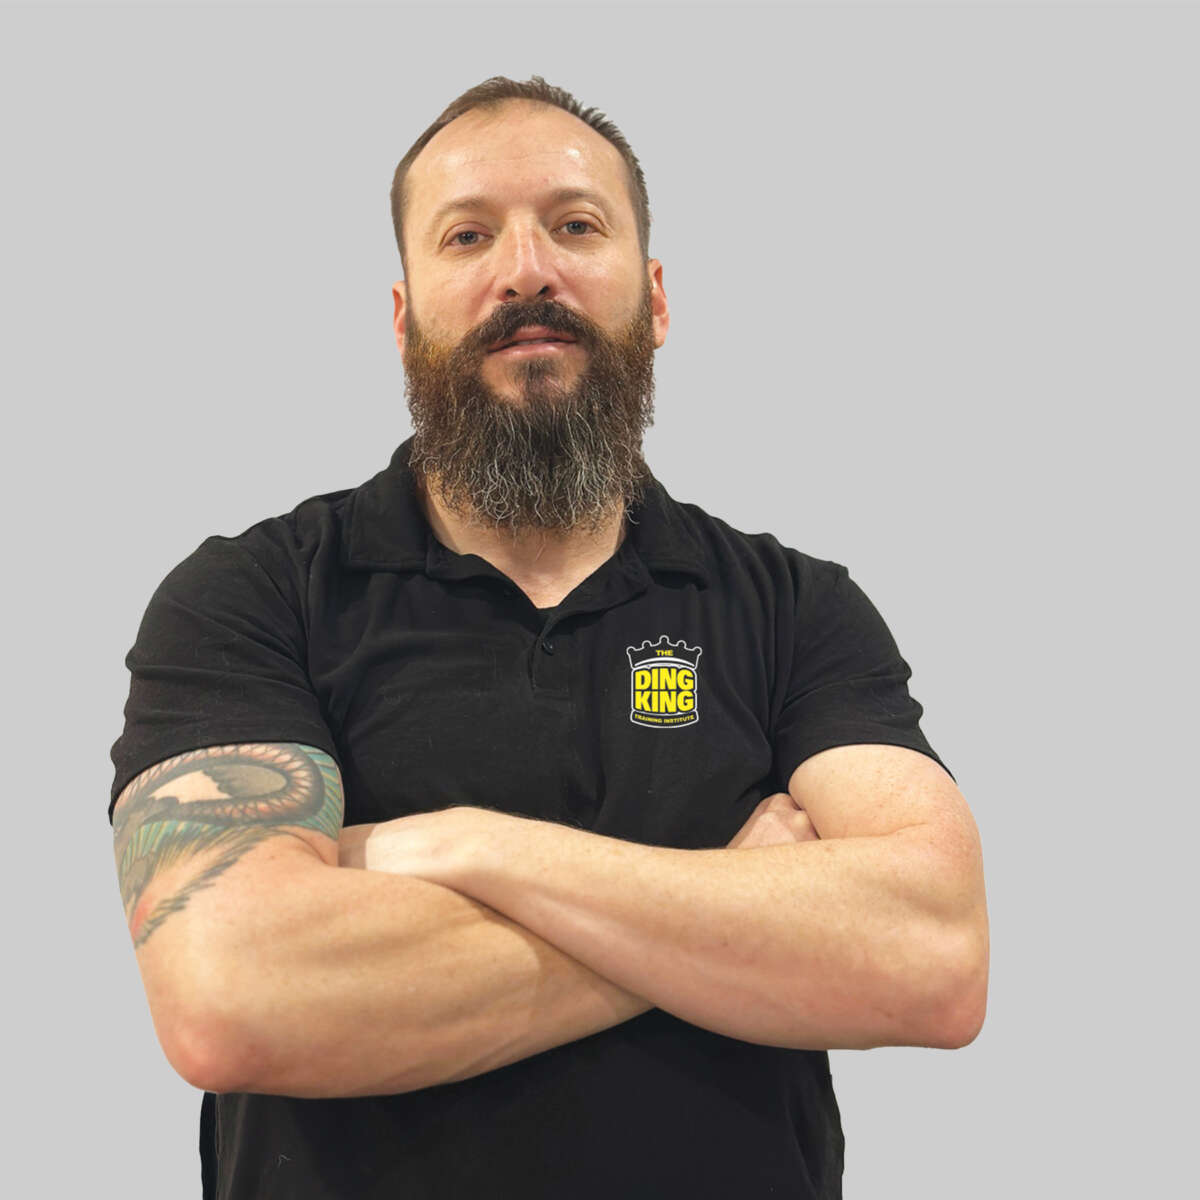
626 635 703 728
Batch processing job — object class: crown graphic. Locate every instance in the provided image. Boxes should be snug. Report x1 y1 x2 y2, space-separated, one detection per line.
626 634 703 672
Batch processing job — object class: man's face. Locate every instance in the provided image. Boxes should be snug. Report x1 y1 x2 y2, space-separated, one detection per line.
393 100 669 535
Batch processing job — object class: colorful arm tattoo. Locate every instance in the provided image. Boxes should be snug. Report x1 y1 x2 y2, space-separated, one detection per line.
112 743 344 948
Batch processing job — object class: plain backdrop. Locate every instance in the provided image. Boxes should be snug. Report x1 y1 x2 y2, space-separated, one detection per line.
4 1 1194 1195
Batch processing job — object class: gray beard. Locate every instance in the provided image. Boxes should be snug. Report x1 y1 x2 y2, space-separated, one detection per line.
408 381 653 536
402 283 658 535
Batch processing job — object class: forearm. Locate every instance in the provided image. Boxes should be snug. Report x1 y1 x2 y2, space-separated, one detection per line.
435 816 972 1052
192 847 652 1098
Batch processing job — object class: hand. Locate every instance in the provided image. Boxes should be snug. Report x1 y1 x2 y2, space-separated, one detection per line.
726 791 820 850
337 821 378 870
337 806 489 885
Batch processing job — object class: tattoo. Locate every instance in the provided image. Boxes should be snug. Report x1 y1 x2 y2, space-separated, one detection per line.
112 743 343 949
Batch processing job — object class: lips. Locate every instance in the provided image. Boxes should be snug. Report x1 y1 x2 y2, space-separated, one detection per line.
488 325 578 353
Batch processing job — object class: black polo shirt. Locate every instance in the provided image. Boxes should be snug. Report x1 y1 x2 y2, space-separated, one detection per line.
110 435 947 1200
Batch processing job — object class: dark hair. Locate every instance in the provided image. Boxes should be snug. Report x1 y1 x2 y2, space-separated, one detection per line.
390 75 651 277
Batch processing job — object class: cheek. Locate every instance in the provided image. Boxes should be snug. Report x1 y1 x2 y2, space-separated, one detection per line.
572 277 641 337
412 273 489 335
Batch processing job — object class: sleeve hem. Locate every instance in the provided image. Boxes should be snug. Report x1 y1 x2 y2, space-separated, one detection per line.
774 729 954 790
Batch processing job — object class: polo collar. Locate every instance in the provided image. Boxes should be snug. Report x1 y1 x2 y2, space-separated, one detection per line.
342 436 710 586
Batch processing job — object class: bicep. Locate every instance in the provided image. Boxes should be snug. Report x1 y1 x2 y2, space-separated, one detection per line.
788 743 986 929
786 743 968 843
112 742 344 951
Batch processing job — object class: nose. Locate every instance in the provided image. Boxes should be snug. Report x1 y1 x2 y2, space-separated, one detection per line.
494 220 560 301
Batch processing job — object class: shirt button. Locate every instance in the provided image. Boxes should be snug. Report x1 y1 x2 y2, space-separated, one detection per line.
541 639 555 654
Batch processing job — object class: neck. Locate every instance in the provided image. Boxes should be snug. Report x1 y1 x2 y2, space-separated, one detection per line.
416 471 629 602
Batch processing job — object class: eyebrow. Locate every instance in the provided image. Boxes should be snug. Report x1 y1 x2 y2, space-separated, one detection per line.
426 186 613 235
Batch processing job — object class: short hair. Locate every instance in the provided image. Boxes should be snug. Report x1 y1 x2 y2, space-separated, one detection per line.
390 75 652 277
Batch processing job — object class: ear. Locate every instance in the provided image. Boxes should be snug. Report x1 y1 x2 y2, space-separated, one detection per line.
392 280 407 356
646 259 669 349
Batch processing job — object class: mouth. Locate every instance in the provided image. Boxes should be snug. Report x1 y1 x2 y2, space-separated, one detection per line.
489 340 577 358
487 326 579 354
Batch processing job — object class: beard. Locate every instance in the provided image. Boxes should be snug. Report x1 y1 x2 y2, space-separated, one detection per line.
402 279 657 536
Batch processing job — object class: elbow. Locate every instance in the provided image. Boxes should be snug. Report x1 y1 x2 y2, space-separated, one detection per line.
144 945 269 1094
929 929 989 1050
142 848 328 1094
163 1019 237 1094
955 947 990 1047
930 977 987 1050
161 995 263 1095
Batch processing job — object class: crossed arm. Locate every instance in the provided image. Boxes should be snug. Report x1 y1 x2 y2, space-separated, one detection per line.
112 742 988 1097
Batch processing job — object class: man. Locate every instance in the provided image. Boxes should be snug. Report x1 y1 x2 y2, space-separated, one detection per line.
110 75 988 1200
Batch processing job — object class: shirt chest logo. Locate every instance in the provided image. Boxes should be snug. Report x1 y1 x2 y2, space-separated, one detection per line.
626 635 703 728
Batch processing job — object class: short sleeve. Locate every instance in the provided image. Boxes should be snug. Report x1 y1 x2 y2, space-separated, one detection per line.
108 533 340 824
770 557 953 787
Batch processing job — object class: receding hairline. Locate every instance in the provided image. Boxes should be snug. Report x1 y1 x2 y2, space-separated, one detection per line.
396 97 645 268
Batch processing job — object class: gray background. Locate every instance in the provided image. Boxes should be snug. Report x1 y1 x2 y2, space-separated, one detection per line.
4 1 1194 1195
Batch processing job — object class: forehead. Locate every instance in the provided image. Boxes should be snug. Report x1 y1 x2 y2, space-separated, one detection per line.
407 101 631 232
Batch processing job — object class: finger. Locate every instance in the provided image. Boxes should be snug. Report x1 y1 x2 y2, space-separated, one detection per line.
787 813 820 840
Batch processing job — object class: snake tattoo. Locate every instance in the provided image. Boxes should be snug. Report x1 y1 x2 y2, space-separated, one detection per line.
112 743 343 948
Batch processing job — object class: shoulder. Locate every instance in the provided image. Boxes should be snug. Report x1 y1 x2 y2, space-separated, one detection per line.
154 483 358 605
230 484 356 569
662 490 847 612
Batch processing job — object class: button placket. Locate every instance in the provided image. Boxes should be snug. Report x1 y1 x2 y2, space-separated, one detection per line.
530 615 570 693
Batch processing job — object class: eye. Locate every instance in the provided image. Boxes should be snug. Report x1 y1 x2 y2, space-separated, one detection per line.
447 219 599 249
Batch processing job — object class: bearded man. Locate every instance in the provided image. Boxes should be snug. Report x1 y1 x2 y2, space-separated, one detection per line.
110 75 988 1200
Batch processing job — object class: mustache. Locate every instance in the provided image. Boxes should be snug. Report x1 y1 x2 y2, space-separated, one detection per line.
474 301 592 355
